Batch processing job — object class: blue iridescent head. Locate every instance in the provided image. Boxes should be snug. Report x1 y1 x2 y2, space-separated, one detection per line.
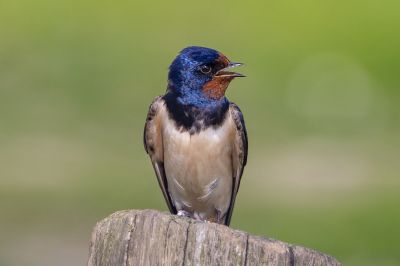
167 46 244 102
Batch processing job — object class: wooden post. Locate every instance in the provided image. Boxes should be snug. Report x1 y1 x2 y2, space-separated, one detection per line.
87 209 341 266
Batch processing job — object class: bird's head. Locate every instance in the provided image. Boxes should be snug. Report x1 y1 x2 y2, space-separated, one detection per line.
167 46 244 102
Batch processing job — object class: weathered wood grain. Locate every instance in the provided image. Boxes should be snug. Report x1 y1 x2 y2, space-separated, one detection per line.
87 209 341 266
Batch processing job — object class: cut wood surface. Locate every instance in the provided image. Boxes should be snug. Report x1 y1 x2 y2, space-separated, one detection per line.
87 209 341 266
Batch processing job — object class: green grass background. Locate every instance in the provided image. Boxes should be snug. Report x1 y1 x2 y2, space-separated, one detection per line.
1 0 399 265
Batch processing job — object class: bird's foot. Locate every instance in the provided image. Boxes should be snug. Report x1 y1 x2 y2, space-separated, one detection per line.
177 210 192 218
216 210 226 224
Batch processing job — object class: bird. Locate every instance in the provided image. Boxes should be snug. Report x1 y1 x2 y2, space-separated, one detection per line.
143 46 247 226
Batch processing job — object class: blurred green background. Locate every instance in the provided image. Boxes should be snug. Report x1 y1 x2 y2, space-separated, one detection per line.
1 0 399 265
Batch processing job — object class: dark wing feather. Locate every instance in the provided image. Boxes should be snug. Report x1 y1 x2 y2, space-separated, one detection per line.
225 102 248 226
144 96 177 214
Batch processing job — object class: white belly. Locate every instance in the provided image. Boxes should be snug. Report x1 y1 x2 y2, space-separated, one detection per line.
162 115 234 220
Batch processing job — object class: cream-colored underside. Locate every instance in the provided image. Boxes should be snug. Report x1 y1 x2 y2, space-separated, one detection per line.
160 108 235 221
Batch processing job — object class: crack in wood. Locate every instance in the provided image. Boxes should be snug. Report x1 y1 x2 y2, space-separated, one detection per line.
124 214 137 266
288 245 295 266
243 233 249 266
181 220 192 266
163 218 173 255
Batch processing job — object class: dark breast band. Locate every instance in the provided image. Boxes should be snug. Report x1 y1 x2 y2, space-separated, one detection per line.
163 93 229 135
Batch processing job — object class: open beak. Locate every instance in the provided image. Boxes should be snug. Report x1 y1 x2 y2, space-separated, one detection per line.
215 62 245 78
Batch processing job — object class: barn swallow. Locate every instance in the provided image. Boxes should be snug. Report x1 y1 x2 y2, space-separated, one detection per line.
144 46 247 226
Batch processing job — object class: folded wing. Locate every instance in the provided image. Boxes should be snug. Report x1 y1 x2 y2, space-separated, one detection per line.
225 103 248 226
144 96 177 214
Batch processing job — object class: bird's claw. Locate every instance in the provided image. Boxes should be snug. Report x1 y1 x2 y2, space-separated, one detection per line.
177 210 192 218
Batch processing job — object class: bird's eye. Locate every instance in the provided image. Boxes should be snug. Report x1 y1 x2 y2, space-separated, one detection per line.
199 65 212 74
